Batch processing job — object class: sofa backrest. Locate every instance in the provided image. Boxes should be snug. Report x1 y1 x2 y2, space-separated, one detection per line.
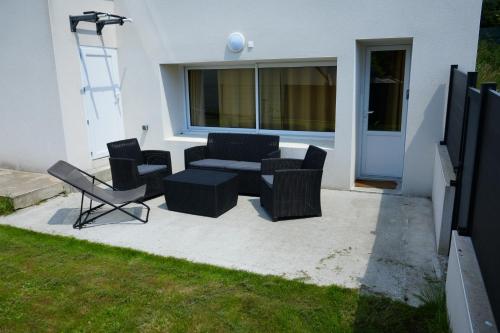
207 133 280 162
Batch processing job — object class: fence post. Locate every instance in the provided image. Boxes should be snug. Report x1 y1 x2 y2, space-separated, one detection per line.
450 71 478 228
459 83 497 235
441 64 458 145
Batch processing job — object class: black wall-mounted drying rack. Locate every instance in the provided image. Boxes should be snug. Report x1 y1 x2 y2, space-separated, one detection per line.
69 11 132 35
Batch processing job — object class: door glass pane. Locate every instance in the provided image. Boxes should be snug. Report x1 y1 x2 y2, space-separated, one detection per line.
368 50 406 131
259 66 336 132
188 68 255 128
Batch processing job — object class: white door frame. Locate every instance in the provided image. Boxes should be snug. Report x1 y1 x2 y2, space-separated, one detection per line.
356 44 412 180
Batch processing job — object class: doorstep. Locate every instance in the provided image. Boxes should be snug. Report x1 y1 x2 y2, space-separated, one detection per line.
0 164 112 210
0 168 68 209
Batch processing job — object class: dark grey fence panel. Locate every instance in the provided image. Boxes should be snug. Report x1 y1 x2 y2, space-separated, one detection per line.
442 65 477 169
456 88 482 231
468 87 500 326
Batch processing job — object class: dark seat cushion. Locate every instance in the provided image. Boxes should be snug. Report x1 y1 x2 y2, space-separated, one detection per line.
137 164 167 176
189 159 237 169
190 159 261 172
261 174 274 187
227 161 261 172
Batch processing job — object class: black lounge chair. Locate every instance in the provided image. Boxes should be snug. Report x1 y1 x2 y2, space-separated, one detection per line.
260 145 327 221
47 160 150 229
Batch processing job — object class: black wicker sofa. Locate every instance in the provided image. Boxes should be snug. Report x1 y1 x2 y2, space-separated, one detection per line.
184 133 280 195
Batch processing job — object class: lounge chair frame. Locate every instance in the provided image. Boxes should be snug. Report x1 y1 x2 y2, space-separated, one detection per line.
48 161 150 229
74 173 150 229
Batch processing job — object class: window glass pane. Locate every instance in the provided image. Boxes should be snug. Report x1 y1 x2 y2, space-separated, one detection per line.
259 66 336 132
188 68 256 128
368 50 405 131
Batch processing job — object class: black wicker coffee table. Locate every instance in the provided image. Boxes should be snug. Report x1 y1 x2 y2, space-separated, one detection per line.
163 169 238 217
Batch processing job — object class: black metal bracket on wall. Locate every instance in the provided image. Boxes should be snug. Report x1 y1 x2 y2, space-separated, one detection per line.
69 11 103 32
69 11 130 35
96 18 125 35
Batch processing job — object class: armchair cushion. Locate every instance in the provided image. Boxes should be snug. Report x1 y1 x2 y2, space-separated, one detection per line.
137 164 168 176
227 161 261 172
190 159 236 169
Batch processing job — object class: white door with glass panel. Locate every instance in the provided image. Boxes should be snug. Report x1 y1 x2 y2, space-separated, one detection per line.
359 46 411 179
79 46 124 159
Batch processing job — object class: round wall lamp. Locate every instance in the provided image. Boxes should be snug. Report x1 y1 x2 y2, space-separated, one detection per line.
227 32 245 52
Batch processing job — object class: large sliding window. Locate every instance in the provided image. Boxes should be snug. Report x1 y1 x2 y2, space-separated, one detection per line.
188 68 255 128
186 63 336 134
259 66 336 132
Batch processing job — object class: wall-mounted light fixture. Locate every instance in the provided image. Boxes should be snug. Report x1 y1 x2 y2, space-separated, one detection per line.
69 11 132 35
227 32 245 52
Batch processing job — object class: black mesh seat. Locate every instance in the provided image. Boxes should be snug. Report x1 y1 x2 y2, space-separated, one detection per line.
260 145 327 221
47 160 150 229
107 138 172 200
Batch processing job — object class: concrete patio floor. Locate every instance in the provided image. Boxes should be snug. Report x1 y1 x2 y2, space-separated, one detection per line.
0 188 444 306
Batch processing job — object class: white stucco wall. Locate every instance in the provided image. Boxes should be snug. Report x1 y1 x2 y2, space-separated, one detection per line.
114 0 482 195
0 0 119 172
0 0 483 194
0 0 67 172
47 0 118 171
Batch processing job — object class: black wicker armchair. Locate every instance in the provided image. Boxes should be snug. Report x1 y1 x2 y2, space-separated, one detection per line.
260 145 327 221
107 138 172 200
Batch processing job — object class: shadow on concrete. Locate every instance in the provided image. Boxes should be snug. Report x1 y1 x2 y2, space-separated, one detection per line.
247 198 271 221
350 85 444 330
248 197 325 223
157 202 168 210
48 206 145 228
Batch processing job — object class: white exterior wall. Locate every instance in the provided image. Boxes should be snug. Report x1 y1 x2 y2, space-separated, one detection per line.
0 0 67 172
47 0 118 171
114 0 482 195
0 0 118 172
0 0 482 195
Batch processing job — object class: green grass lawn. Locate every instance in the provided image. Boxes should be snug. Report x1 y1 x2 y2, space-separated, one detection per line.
477 39 500 86
0 197 14 216
0 225 448 332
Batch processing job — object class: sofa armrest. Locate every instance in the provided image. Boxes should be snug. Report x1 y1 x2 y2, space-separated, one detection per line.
184 145 207 168
143 150 172 174
108 157 140 190
266 149 281 159
261 158 302 175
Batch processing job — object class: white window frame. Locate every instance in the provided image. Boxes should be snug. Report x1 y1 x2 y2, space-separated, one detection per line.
183 61 337 138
